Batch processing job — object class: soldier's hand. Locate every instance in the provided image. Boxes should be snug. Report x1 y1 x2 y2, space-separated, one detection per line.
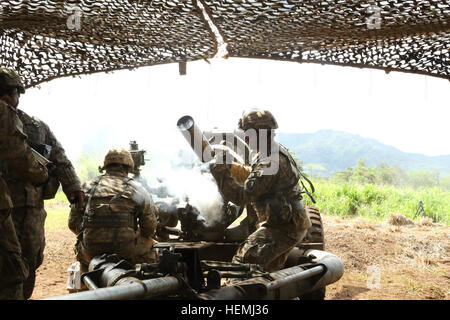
69 190 85 211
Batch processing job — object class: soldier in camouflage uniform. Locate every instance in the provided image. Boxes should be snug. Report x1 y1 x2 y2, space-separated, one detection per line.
0 68 49 299
0 68 84 299
209 110 311 272
68 148 158 269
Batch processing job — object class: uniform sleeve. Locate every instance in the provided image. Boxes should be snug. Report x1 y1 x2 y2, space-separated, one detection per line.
40 120 81 195
68 204 83 235
67 182 89 234
135 187 158 238
210 160 278 206
0 103 48 184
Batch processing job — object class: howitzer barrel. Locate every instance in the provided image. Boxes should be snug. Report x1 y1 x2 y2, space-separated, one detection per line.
43 276 181 300
177 115 215 163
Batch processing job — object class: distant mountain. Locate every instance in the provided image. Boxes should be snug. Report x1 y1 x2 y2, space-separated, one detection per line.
277 130 450 176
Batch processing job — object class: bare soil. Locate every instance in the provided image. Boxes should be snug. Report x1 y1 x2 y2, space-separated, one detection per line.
31 209 449 300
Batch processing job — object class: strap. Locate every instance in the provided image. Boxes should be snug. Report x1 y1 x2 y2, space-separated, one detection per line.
84 214 135 228
78 175 104 236
279 144 316 203
299 172 316 204
109 177 133 203
83 175 104 216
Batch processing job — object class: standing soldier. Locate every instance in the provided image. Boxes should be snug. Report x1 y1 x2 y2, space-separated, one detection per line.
0 68 49 299
68 148 158 271
0 68 84 299
209 110 311 272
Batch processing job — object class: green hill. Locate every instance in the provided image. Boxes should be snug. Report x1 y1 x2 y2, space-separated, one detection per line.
277 130 450 176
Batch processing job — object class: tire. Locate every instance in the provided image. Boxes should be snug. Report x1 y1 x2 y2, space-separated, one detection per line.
299 206 325 251
298 206 326 300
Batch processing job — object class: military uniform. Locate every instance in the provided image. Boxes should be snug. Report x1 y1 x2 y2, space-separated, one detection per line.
210 110 311 272
3 109 81 299
68 150 158 267
0 99 48 299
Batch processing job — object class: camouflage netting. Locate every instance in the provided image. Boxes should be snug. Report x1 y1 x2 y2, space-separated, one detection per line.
0 0 217 87
203 0 450 79
0 0 449 88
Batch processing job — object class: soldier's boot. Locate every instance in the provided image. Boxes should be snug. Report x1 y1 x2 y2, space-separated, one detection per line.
22 271 36 300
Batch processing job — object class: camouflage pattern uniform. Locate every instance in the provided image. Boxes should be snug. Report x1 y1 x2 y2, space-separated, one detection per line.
0 97 48 299
3 105 81 299
68 149 158 267
210 110 311 272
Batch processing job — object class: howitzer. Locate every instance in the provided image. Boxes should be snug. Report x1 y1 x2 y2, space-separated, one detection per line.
54 195 337 299
129 140 148 176
45 246 343 300
177 115 248 165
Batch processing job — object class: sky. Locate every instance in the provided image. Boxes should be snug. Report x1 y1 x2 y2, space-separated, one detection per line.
19 57 450 170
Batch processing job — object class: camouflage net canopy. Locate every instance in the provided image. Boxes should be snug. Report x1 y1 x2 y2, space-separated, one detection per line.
0 0 449 88
0 0 217 87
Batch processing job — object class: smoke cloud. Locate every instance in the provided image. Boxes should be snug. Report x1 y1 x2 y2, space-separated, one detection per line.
138 146 226 228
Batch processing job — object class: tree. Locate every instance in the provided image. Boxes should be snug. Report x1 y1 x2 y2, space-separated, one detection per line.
407 170 439 188
75 152 102 183
352 158 376 184
440 174 450 191
333 167 353 183
304 163 328 177
374 163 407 186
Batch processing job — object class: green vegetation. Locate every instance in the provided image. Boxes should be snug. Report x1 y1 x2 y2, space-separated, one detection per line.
301 159 450 225
44 208 70 231
47 189 69 203
303 182 449 225
74 152 103 183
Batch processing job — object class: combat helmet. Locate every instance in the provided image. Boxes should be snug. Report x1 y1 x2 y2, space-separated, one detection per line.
0 68 25 94
100 148 135 171
238 109 279 131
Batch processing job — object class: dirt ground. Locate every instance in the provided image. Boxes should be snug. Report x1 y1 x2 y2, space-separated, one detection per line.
31 207 449 300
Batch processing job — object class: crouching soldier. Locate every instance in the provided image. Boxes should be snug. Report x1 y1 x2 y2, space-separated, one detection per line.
68 148 158 271
209 110 311 272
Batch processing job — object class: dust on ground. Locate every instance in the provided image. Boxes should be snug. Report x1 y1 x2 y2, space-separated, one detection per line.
31 208 449 300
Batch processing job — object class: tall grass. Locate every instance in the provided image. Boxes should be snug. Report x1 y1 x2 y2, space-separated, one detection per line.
44 190 70 231
303 182 450 225
44 208 70 231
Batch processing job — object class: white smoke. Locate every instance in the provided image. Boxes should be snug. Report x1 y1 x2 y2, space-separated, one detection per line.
138 148 226 227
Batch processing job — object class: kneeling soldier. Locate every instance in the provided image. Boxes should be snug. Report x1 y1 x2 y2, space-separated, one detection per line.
68 148 158 271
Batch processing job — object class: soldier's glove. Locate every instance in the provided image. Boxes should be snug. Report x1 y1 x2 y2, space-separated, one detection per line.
68 190 85 211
